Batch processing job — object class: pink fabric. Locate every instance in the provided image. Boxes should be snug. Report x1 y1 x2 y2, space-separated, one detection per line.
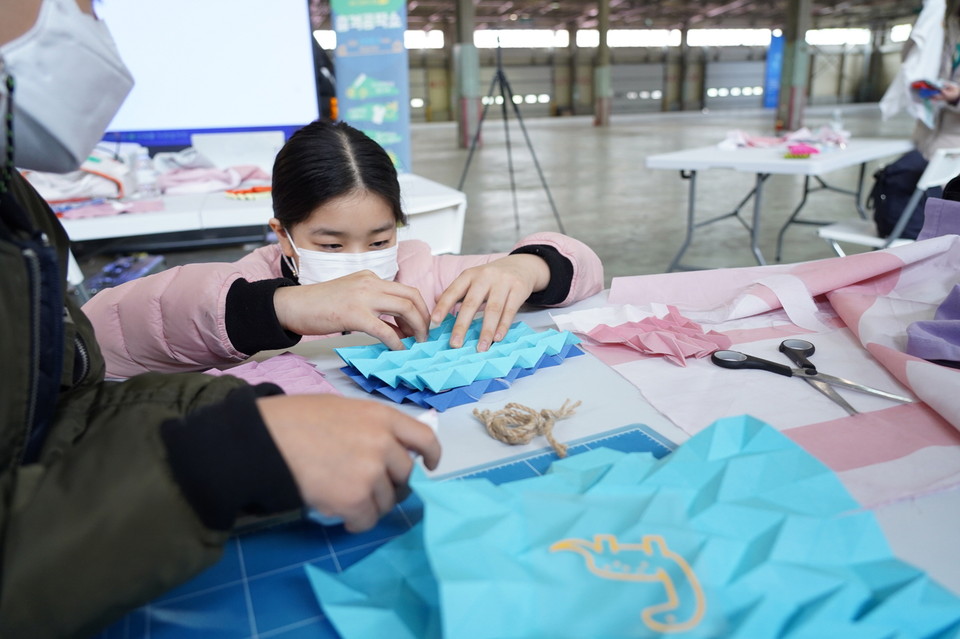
609 251 905 320
722 126 849 149
203 352 340 396
610 236 960 430
57 199 165 220
784 403 960 472
606 236 960 506
158 165 270 195
786 143 819 156
83 233 604 378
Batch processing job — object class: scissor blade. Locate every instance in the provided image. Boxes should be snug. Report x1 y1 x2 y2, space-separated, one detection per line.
801 371 913 404
804 378 859 416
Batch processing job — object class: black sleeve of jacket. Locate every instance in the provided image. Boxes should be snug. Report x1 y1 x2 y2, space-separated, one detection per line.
944 174 960 201
160 383 303 530
509 244 574 306
225 278 302 356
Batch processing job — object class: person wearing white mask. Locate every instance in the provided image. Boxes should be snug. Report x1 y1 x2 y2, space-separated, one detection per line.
83 119 605 379
0 0 133 172
0 2 440 635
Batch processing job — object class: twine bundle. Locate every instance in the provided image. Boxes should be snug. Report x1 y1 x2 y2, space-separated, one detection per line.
472 400 581 458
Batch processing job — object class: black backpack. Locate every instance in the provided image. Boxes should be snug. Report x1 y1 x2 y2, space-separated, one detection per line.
868 150 942 240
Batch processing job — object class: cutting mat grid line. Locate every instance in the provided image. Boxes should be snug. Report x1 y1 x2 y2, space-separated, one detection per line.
96 424 674 639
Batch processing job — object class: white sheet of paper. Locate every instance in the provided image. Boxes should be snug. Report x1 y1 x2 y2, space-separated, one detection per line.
611 328 913 436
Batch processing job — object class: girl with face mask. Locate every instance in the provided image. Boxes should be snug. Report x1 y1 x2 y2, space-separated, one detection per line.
268 122 405 286
82 119 605 379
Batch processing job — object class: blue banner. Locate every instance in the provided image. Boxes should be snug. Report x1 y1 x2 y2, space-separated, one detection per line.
764 34 784 109
332 0 412 172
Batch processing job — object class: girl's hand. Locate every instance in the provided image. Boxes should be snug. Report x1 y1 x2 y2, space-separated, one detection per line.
431 254 550 352
273 270 430 350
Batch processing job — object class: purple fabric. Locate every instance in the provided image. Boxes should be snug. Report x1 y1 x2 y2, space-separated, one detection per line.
917 197 960 241
906 285 960 364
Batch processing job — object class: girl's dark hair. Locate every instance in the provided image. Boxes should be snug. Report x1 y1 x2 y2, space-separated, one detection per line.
271 120 405 228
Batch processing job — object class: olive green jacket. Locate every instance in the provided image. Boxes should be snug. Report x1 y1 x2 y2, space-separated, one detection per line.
0 173 250 638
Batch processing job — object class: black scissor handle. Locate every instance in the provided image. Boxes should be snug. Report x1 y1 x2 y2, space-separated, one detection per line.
779 339 817 373
711 350 794 377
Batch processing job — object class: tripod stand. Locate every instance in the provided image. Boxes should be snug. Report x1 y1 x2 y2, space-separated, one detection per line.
458 46 566 234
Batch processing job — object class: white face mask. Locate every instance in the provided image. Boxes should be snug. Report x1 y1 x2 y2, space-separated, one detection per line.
284 232 400 285
0 0 134 173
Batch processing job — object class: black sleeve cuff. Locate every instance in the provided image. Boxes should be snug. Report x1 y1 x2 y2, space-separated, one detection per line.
510 244 574 306
160 383 303 531
225 278 302 356
944 174 960 202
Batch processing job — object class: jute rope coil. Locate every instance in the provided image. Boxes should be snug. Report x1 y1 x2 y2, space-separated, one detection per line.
472 400 581 458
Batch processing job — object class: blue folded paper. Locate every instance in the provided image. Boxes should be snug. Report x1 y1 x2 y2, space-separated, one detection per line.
336 316 584 411
306 415 960 639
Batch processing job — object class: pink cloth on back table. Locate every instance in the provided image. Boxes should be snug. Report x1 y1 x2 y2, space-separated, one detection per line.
159 165 270 195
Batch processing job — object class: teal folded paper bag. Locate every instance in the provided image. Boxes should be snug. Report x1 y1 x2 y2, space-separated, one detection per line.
306 416 960 638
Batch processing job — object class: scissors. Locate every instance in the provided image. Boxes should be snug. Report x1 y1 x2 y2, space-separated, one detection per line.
711 338 912 416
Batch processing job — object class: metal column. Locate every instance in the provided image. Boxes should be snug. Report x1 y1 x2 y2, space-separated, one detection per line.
454 0 480 148
775 0 812 132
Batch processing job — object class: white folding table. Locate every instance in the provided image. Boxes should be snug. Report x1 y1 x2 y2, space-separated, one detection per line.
60 172 468 256
646 138 914 270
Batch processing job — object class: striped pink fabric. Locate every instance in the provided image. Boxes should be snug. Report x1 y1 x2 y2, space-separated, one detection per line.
604 235 960 506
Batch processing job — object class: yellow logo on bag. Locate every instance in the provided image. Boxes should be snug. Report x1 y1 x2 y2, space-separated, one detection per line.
550 534 706 633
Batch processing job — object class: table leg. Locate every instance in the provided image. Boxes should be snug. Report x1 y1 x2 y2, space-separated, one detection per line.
773 162 869 262
854 162 868 219
667 170 697 272
750 173 769 265
667 170 767 271
775 175 812 262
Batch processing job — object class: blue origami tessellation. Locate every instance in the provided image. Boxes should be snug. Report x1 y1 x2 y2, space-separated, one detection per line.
335 316 585 411
307 417 960 639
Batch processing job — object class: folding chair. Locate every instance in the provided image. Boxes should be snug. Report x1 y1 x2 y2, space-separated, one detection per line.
817 147 960 256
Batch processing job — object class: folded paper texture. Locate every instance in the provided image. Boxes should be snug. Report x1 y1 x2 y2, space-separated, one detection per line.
335 316 584 410
340 344 583 411
307 415 960 638
583 305 732 366
337 316 580 392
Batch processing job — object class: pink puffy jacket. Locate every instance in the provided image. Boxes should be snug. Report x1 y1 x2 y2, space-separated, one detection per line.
83 232 604 378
